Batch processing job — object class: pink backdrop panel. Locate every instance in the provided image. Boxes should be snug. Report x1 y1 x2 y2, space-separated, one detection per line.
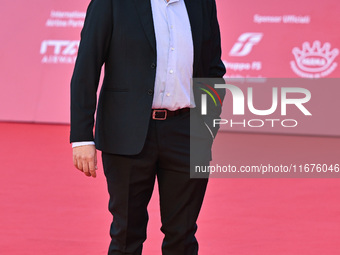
217 0 340 78
0 0 88 123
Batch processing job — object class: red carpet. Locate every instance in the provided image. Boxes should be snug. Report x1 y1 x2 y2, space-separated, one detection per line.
1 122 339 254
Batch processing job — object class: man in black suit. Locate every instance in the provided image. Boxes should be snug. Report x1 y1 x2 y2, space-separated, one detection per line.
70 0 225 254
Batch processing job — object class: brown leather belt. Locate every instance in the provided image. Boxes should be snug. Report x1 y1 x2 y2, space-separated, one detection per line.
152 108 190 120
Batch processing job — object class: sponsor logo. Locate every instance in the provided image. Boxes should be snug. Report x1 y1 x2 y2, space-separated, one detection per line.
40 40 79 64
291 41 339 78
229 33 263 57
226 33 263 75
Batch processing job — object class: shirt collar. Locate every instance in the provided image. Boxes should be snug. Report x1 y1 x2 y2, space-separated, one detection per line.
164 0 180 5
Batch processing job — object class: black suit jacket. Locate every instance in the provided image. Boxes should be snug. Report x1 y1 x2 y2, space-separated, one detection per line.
70 0 226 155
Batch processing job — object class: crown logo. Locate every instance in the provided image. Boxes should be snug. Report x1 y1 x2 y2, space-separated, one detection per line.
291 41 339 78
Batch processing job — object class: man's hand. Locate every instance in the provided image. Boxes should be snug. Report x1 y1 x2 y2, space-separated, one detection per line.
73 145 97 178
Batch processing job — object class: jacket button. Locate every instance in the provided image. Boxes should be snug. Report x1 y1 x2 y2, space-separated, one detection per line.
151 63 156 69
147 89 154 95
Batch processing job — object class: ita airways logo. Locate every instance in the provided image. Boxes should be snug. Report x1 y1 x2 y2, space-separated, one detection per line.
229 33 263 57
290 41 339 78
199 83 223 115
40 40 79 64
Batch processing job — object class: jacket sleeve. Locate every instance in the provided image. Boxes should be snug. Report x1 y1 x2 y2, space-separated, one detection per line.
203 0 226 137
208 0 226 79
70 0 113 143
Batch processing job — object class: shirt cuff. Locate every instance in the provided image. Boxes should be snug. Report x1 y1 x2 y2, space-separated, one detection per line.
72 141 95 148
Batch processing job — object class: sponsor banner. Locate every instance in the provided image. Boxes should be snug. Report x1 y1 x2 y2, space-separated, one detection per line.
0 0 340 134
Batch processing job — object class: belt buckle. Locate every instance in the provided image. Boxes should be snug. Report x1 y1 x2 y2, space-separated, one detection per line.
152 109 167 120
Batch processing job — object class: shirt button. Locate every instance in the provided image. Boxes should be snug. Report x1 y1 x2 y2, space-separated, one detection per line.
169 70 174 74
147 89 154 95
166 93 170 97
170 47 175 51
151 63 156 69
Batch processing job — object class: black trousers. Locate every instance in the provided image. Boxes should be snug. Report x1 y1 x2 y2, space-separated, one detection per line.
102 111 209 255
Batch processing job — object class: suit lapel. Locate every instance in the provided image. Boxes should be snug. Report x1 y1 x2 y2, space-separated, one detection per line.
184 0 203 76
133 0 156 53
